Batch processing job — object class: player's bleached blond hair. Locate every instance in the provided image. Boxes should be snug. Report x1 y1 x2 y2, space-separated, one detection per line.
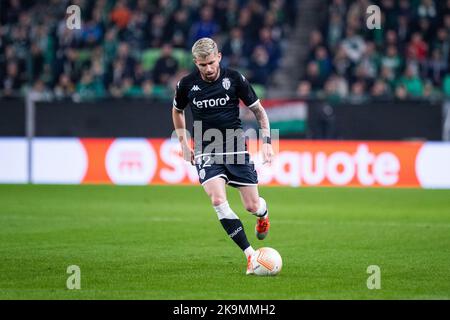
191 37 218 60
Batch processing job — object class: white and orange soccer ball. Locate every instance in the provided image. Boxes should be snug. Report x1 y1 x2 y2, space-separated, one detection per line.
251 247 282 276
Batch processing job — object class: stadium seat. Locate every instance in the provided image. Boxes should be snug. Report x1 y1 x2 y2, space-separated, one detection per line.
152 84 170 100
252 84 266 99
444 75 450 97
141 49 162 71
172 49 193 70
77 49 92 63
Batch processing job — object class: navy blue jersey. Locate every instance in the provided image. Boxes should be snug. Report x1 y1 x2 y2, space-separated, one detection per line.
173 67 259 157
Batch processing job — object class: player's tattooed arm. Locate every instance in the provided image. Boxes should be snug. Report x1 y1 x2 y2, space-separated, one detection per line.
249 101 270 138
249 102 274 164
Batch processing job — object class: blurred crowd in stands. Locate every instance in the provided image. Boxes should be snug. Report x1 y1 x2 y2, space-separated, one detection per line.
298 0 450 102
0 0 296 101
2 0 450 103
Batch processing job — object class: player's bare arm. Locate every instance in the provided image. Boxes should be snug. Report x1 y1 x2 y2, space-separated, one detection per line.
172 107 194 165
249 102 274 165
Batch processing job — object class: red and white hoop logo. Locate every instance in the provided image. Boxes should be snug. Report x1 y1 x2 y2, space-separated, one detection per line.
105 139 157 185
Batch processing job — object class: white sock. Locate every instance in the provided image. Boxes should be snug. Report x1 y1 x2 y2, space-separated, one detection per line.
255 197 268 218
213 201 239 220
244 246 255 258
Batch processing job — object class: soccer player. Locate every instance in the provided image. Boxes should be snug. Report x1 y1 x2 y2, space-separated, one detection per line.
172 38 274 274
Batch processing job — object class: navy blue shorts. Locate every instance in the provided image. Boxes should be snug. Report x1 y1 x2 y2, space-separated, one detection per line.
195 153 258 188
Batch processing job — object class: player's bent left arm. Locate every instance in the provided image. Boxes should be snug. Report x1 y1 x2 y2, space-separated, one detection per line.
249 101 274 164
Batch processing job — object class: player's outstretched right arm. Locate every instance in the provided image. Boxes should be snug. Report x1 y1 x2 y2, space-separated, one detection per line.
172 107 194 165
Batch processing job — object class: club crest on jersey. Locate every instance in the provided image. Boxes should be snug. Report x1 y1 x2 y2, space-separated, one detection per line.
199 169 206 179
222 78 231 90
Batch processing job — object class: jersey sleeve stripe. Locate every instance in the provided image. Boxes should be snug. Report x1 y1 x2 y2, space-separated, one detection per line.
173 105 184 111
247 99 260 109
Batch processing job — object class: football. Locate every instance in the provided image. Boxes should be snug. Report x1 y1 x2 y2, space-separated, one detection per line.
252 247 283 276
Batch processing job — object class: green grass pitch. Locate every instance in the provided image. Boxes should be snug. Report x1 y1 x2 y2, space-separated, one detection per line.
0 184 449 300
